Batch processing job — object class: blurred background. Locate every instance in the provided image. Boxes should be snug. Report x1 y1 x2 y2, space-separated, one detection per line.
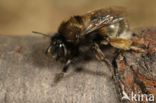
0 0 156 36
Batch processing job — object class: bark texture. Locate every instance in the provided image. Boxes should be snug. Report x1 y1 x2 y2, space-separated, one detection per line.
114 27 156 103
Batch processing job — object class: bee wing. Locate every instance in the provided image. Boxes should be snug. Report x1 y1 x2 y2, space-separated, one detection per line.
80 15 124 37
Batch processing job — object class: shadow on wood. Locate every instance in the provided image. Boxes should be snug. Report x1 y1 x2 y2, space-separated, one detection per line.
0 35 118 103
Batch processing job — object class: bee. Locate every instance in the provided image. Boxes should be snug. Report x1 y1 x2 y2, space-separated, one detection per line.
33 7 145 85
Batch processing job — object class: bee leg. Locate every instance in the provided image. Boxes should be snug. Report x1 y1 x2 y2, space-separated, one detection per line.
91 43 114 77
109 38 145 52
130 42 146 52
52 60 71 86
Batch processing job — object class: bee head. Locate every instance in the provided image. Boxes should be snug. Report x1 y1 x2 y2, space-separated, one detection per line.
45 33 67 59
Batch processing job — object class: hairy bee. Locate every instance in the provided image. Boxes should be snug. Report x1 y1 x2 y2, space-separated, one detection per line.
33 7 145 85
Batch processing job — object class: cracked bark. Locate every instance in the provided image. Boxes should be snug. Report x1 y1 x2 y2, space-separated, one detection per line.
113 27 156 103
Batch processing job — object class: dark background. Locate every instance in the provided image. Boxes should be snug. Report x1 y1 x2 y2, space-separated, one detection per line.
0 0 156 35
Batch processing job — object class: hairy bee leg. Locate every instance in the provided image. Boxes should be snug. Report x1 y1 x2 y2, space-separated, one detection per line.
109 38 132 50
130 42 146 52
109 38 145 52
91 43 114 77
62 60 71 72
52 60 71 86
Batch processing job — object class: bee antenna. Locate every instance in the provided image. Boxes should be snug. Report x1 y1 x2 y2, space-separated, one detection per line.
32 31 51 37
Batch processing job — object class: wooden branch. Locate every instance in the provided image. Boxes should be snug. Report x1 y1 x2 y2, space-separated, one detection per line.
0 27 155 103
0 35 119 103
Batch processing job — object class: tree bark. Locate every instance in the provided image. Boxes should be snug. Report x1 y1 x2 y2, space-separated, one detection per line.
114 27 156 103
